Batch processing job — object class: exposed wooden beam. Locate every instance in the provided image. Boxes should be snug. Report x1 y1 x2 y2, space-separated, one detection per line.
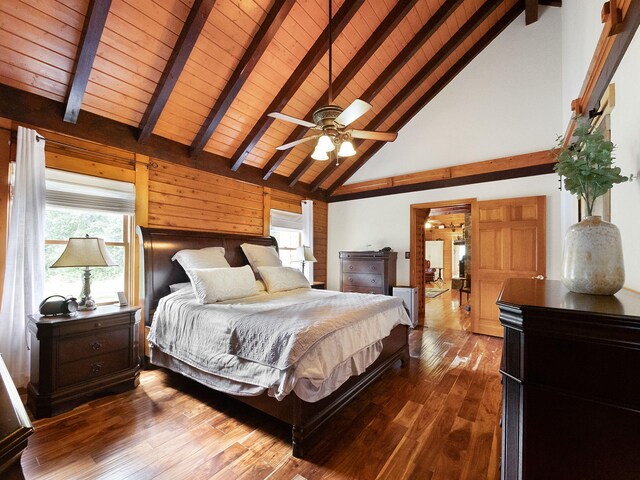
137 0 217 143
190 0 296 158
63 0 112 124
0 83 327 201
525 0 539 25
287 0 463 186
564 0 639 143
326 1 526 195
260 0 421 180
229 0 365 172
312 0 504 192
332 150 556 197
329 163 555 203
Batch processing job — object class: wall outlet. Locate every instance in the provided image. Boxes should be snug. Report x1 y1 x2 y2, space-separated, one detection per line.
405 251 410 259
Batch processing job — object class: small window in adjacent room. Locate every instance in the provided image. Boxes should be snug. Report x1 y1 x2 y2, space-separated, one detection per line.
270 209 303 268
43 169 135 305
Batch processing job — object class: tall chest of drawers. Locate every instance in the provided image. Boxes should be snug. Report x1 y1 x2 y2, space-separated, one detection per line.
339 251 397 295
27 305 141 418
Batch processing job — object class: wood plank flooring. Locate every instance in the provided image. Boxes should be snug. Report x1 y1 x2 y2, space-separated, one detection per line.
425 284 472 331
21 327 502 480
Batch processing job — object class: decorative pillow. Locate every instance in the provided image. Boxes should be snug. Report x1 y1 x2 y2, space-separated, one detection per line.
257 266 311 293
169 282 191 293
256 279 267 292
172 246 230 272
240 243 282 275
189 265 259 304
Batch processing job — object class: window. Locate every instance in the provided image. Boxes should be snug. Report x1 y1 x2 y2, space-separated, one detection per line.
43 169 135 305
270 227 302 268
44 209 132 304
270 208 303 269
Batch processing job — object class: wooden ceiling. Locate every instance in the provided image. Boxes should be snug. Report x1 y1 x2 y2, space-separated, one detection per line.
0 0 559 198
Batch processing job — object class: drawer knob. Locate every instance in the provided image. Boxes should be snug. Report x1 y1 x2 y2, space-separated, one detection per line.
371 279 376 284
91 341 103 351
349 265 354 270
349 277 353 282
90 362 104 374
95 322 102 328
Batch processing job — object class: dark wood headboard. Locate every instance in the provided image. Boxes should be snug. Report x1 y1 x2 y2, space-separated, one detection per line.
136 226 278 325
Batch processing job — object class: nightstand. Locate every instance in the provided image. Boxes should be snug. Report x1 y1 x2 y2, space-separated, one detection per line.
311 281 326 290
27 305 141 418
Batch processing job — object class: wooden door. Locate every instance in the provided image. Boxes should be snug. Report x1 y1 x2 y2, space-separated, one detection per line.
471 196 546 336
410 207 429 323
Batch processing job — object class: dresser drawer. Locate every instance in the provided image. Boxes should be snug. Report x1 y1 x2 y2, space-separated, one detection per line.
342 260 384 274
58 328 131 364
57 350 130 388
343 273 383 288
343 286 385 295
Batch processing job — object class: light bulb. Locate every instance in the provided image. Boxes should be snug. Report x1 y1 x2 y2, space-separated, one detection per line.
317 135 335 152
311 147 329 161
338 141 356 157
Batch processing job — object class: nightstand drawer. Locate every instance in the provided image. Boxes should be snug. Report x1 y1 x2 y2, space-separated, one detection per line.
58 328 131 364
342 273 383 288
342 260 383 274
57 350 130 388
58 313 133 336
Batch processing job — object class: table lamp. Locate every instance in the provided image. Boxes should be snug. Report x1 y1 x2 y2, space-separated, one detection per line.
293 245 316 277
50 235 117 311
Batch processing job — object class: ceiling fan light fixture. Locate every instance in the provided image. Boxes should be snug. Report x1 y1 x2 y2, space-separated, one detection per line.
338 140 356 157
311 147 329 161
317 134 335 152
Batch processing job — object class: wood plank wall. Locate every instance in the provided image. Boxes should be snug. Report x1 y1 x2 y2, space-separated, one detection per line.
0 120 328 301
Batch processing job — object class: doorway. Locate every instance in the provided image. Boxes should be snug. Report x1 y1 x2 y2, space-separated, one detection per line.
410 199 474 331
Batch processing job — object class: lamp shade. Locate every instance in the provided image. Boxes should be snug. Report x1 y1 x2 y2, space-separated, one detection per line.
316 134 335 153
311 147 329 161
338 141 356 157
51 236 117 268
293 245 317 263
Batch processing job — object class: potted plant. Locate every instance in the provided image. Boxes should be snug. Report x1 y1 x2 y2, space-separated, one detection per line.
555 120 628 295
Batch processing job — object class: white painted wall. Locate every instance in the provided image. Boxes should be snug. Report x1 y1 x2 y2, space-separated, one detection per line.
348 7 563 183
328 174 562 290
328 9 565 290
561 0 640 291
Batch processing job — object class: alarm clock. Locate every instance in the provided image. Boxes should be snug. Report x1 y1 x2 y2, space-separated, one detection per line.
38 295 79 316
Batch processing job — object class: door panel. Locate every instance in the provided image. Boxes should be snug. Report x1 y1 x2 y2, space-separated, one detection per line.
471 196 546 336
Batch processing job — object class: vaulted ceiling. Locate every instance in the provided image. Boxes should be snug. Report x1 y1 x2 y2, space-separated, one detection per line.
0 0 559 198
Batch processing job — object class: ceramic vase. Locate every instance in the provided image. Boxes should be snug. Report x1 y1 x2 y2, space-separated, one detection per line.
561 215 624 295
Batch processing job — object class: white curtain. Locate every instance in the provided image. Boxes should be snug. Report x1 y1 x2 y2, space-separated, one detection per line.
301 200 314 282
0 127 46 386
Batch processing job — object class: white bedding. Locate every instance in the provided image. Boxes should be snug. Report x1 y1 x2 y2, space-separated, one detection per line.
148 287 410 401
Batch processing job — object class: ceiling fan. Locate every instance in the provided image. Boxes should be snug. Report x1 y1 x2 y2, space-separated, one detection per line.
268 0 398 162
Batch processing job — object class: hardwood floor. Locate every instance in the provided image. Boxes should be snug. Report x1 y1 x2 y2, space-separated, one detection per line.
21 328 502 480
425 284 471 331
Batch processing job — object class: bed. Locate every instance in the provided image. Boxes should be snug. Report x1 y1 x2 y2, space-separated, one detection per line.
137 226 410 457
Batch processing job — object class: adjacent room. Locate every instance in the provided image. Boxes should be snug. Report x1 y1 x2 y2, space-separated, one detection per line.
0 0 639 479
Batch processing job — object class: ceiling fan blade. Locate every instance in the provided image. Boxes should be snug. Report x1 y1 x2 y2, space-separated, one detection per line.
350 129 398 142
275 134 321 151
334 99 372 127
268 112 317 129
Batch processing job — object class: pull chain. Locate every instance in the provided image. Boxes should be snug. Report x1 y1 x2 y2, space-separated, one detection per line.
328 0 332 104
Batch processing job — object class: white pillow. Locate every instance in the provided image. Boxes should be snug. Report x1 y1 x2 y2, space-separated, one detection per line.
241 243 282 274
189 266 259 304
172 247 230 272
257 266 311 293
169 282 191 293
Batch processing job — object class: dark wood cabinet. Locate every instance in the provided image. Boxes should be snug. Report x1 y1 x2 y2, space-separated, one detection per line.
497 278 640 480
0 354 32 479
339 251 397 295
27 305 141 418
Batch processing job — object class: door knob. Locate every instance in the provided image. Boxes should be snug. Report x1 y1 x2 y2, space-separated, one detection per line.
531 275 545 280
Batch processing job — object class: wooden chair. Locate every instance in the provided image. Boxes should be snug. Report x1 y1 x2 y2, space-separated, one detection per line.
459 275 471 303
425 260 436 283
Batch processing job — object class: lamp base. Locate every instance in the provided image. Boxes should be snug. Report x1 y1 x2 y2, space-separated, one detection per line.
78 297 97 311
